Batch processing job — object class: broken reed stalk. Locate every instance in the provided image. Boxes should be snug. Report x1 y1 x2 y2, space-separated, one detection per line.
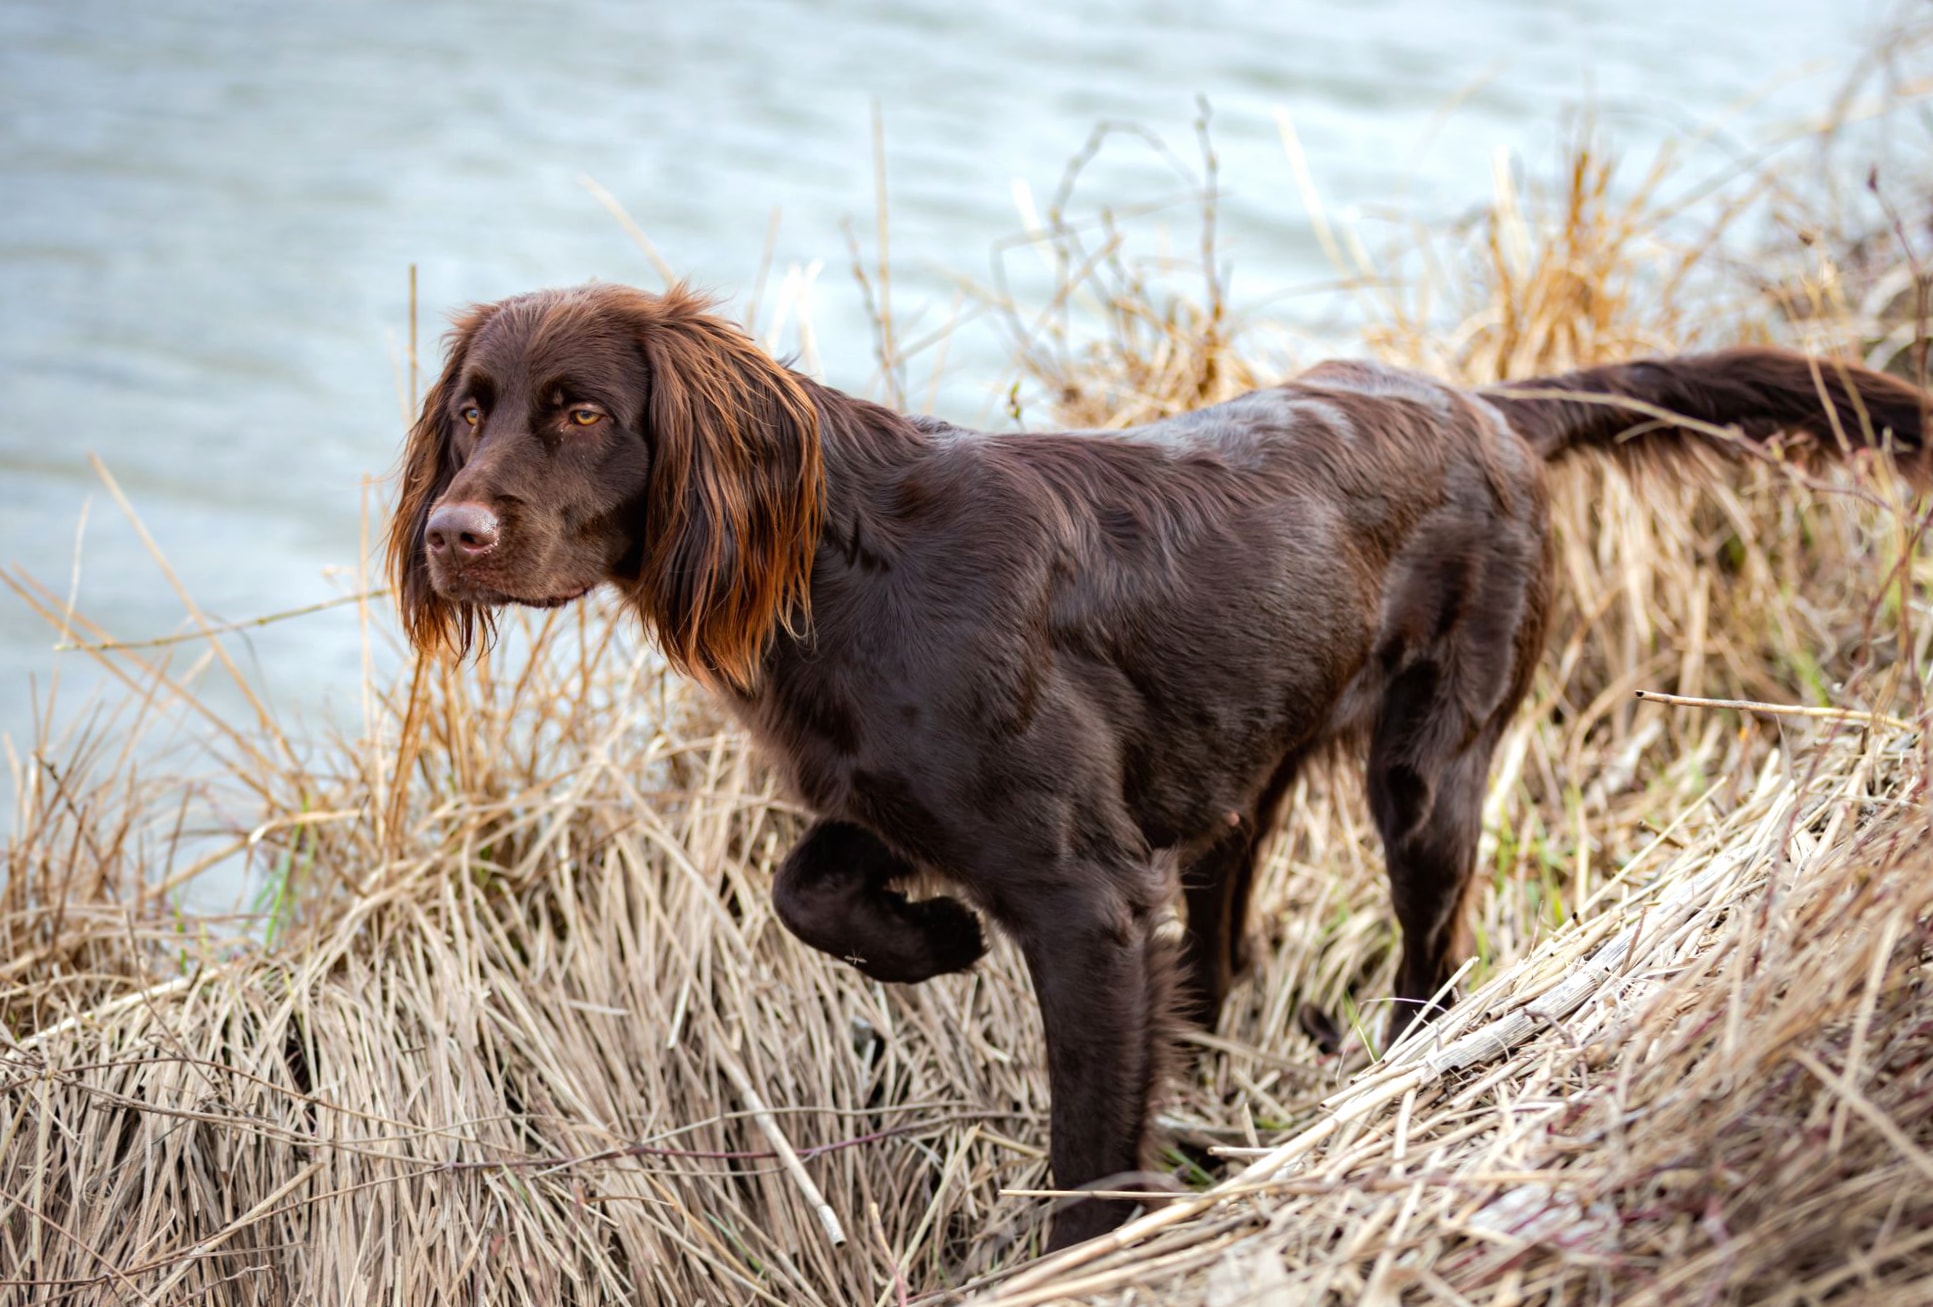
1634 687 1917 732
716 1045 849 1248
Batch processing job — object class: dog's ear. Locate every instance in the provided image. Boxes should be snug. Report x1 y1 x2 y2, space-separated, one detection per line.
625 285 823 688
386 305 497 659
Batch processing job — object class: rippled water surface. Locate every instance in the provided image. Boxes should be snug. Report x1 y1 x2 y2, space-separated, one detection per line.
0 0 1886 834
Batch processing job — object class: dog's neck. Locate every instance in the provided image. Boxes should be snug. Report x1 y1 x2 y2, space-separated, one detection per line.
800 378 936 570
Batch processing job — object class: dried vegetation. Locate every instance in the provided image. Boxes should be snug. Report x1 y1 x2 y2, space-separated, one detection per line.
5 32 1933 1307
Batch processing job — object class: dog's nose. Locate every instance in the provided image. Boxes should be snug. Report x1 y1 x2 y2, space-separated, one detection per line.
424 502 500 559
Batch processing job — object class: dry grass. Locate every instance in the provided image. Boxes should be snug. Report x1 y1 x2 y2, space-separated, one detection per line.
6 55 1933 1307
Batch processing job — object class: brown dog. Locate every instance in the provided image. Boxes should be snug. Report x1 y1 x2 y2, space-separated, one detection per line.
388 282 1926 1248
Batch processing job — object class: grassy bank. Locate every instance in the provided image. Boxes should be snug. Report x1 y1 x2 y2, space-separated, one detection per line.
6 60 1933 1307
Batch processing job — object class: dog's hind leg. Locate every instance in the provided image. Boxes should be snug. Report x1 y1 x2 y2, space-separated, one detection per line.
1366 661 1512 1048
1365 503 1548 1047
1178 830 1258 1030
1178 753 1304 1030
1179 809 1290 1033
772 820 987 983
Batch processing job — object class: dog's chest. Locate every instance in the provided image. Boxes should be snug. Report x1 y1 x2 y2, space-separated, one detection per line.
734 652 884 800
743 647 1005 865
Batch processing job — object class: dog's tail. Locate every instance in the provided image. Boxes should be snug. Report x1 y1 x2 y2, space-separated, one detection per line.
1485 348 1930 481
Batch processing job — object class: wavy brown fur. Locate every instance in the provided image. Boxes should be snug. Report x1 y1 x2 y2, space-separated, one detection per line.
626 288 823 687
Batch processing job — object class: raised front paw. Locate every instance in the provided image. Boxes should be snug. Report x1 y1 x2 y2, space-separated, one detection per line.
902 894 988 977
848 892 988 984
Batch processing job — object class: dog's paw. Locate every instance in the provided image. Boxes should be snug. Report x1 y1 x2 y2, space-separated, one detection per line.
905 894 988 976
850 892 988 984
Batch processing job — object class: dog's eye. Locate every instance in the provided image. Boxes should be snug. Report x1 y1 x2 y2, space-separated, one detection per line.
459 404 481 427
569 408 603 426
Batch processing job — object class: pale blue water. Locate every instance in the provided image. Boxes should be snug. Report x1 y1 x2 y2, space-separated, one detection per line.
0 0 1894 878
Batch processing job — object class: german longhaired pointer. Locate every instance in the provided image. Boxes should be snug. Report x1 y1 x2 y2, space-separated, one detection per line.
388 283 1926 1249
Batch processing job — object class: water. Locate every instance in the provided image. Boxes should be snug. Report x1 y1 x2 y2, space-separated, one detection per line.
0 0 1891 864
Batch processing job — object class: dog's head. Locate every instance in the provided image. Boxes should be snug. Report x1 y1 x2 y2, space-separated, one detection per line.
386 283 823 687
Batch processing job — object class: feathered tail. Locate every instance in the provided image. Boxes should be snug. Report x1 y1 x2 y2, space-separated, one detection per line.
1485 348 1930 481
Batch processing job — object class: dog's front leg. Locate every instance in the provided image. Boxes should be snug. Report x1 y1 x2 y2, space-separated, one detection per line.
771 820 988 984
1013 883 1177 1250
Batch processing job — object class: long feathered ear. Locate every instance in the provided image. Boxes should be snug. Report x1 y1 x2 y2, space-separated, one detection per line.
385 306 496 659
626 285 824 689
